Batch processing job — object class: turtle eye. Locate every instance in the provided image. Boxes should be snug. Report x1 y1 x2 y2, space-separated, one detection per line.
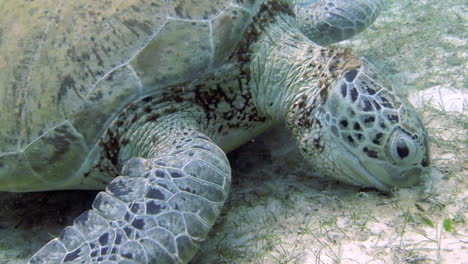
396 138 410 159
388 129 418 164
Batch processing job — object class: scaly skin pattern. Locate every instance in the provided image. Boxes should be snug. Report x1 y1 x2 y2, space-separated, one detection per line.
28 0 429 263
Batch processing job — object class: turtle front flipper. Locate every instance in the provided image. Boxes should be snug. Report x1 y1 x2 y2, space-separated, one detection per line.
29 130 231 264
294 0 383 45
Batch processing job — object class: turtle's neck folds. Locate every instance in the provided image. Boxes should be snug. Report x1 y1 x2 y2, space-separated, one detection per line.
249 14 362 122
249 14 319 121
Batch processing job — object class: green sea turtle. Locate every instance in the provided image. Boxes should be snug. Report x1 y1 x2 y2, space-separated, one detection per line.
0 0 430 263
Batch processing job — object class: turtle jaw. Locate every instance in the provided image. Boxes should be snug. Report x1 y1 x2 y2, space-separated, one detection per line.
334 141 426 191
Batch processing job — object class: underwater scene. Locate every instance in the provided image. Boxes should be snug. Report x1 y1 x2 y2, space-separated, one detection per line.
0 0 466 263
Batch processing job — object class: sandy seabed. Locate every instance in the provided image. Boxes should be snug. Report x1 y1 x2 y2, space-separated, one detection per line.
1 0 466 263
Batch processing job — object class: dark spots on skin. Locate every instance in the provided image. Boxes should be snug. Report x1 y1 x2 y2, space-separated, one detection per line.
144 105 152 113
387 114 399 123
192 72 266 131
155 169 165 178
354 133 364 142
361 98 373 112
146 113 161 122
344 69 358 82
115 233 123 245
124 211 133 222
372 100 381 110
233 1 295 63
346 135 355 145
108 179 130 198
379 96 394 109
121 138 130 146
142 96 153 103
131 218 145 230
340 119 348 128
99 128 120 166
294 94 308 109
364 116 375 124
313 137 323 151
297 115 313 128
174 96 184 103
181 186 197 195
192 145 209 151
372 133 384 145
121 251 133 259
100 247 109 255
421 158 429 167
340 83 347 97
164 107 178 114
130 203 141 213
170 170 183 178
99 233 109 246
363 147 379 158
319 86 328 100
365 86 377 95
146 200 163 215
115 120 124 127
155 161 166 166
130 114 139 123
146 188 165 200
353 123 362 131
295 96 318 129
320 48 326 57
64 248 82 262
350 87 358 102
123 226 133 237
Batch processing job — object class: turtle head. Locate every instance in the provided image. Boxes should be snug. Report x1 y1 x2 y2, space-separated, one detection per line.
290 61 430 191
293 0 383 46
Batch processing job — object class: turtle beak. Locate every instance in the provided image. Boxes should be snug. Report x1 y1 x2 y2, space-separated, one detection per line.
362 162 425 189
336 147 427 191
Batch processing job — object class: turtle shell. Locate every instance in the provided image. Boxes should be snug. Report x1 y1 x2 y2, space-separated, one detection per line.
0 0 262 191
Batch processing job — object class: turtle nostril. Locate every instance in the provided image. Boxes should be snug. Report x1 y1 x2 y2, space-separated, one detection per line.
421 159 430 167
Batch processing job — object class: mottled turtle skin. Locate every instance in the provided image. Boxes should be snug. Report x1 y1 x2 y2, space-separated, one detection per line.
0 0 430 263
